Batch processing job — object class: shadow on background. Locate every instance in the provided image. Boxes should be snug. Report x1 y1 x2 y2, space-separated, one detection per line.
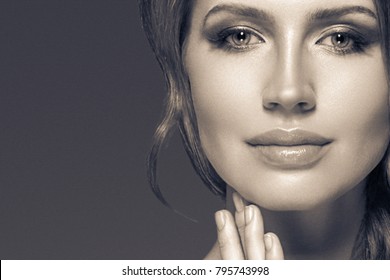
0 0 223 259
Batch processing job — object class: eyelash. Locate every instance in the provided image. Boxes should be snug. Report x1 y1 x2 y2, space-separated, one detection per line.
210 26 372 55
315 30 370 55
211 26 264 52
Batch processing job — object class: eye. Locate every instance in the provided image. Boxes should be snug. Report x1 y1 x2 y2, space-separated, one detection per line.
316 30 369 55
215 27 264 51
321 32 354 49
226 29 262 47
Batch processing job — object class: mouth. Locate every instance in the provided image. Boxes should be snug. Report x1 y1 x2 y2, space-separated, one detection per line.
246 129 333 169
247 128 332 146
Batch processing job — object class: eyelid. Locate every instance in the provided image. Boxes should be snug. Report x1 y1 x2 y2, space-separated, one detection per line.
216 26 265 52
219 25 262 37
315 24 379 45
218 26 265 41
205 24 265 42
316 26 364 43
313 25 375 55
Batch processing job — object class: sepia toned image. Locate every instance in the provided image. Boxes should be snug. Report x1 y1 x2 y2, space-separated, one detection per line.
1 0 390 260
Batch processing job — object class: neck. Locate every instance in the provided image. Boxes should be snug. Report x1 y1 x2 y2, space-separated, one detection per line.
226 182 366 259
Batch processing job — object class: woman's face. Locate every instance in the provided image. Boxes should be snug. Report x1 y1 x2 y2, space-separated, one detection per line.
184 0 390 210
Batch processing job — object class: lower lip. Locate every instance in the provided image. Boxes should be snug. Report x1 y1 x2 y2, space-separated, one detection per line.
252 144 330 169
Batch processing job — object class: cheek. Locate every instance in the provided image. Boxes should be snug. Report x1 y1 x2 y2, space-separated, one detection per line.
315 57 390 195
189 54 267 143
190 60 261 168
316 55 390 162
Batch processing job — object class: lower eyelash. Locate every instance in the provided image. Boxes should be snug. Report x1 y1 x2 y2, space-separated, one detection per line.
317 31 372 56
335 40 369 55
333 43 365 55
210 27 262 52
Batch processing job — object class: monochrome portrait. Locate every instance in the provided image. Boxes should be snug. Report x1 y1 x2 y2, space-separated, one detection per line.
1 0 389 260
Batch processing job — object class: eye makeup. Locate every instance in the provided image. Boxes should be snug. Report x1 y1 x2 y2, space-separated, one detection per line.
206 25 265 52
202 4 380 56
314 25 379 56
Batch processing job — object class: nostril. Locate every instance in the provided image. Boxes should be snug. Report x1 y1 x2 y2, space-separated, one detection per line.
262 85 317 112
263 101 279 110
263 100 316 112
299 101 316 111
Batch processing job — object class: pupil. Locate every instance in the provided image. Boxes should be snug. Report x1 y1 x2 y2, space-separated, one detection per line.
336 34 345 44
237 31 247 42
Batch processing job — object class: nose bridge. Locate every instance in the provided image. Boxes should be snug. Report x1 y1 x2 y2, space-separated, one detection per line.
277 31 302 92
263 30 315 112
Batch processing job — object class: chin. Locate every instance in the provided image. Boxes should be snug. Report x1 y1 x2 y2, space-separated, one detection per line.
241 182 347 212
258 198 327 212
245 194 313 211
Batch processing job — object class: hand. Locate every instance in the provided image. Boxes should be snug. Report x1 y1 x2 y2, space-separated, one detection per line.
214 192 284 260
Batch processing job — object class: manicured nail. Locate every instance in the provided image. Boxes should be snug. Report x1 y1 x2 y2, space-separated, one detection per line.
232 192 245 212
215 211 226 231
245 205 254 225
264 234 273 251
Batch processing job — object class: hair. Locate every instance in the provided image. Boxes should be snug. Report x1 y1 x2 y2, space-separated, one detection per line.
139 0 225 210
139 0 390 259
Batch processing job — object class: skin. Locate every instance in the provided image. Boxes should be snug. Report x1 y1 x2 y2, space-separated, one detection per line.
184 0 390 259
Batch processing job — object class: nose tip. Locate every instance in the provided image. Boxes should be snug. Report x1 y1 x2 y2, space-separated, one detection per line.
263 85 316 112
262 44 316 113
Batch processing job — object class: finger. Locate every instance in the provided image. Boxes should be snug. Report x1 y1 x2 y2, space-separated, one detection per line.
215 210 245 260
232 192 249 211
232 192 247 212
232 192 247 257
244 205 266 260
264 232 285 260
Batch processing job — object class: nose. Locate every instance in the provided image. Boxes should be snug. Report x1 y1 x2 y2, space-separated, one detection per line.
262 46 316 113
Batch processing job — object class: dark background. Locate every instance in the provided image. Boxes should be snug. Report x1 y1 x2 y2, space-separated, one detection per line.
0 0 223 259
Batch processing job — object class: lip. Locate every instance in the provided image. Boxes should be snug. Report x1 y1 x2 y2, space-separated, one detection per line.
247 129 333 169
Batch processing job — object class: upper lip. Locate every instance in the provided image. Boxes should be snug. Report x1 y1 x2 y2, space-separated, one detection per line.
246 129 333 146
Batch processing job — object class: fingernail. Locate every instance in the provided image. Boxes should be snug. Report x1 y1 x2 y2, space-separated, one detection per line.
232 192 245 212
215 211 226 231
245 205 254 225
264 234 273 251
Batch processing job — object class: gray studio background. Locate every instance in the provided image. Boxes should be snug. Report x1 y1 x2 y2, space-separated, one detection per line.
0 0 223 259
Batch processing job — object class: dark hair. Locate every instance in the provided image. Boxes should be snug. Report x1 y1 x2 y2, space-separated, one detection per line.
139 0 226 211
351 0 390 260
139 0 390 259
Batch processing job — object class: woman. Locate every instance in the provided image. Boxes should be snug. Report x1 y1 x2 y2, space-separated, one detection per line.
139 0 390 259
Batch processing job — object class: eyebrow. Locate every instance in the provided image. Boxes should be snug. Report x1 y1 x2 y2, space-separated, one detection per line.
203 4 377 26
309 6 377 22
203 4 275 26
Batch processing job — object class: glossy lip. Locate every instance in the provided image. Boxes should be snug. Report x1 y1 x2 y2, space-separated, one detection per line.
246 129 333 169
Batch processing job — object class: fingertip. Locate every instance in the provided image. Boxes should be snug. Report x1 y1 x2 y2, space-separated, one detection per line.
266 232 282 247
244 205 266 260
245 204 263 227
232 192 245 212
244 205 254 224
264 232 285 260
215 210 226 231
215 210 245 260
264 233 273 252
